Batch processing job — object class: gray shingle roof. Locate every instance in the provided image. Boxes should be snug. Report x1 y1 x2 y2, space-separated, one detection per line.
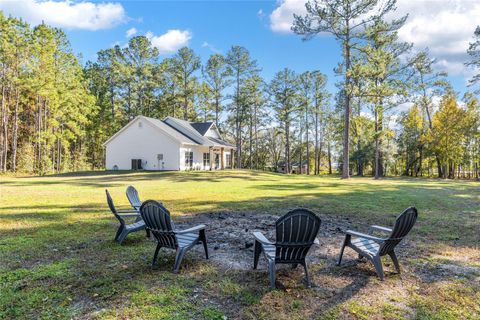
104 115 235 148
164 117 235 148
207 137 235 148
191 122 213 135
143 117 199 145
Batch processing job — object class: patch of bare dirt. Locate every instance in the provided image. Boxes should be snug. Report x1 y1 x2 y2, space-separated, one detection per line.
175 211 360 271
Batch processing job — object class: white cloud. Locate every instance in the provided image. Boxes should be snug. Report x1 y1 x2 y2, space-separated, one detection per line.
146 29 192 54
126 27 137 38
393 0 480 76
269 0 480 76
0 0 126 30
269 0 306 33
257 9 266 19
201 41 221 53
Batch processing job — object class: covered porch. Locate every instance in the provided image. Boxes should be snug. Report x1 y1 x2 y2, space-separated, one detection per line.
207 146 234 170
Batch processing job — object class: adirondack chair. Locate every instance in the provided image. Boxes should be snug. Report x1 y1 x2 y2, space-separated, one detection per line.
105 189 147 244
140 200 209 273
126 185 142 211
337 207 418 280
253 209 321 289
125 186 150 238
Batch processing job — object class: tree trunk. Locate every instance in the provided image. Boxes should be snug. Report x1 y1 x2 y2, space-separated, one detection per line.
285 121 290 174
314 105 319 175
235 72 241 169
249 104 253 169
215 96 220 128
342 39 351 179
0 85 5 172
327 142 332 174
254 104 259 170
299 120 303 174
11 90 19 172
2 87 9 173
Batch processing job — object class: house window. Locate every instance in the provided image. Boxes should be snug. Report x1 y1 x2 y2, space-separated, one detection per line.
226 154 231 168
185 151 193 168
203 153 210 167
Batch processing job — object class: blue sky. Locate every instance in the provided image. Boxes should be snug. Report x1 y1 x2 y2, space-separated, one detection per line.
67 0 343 94
1 0 479 97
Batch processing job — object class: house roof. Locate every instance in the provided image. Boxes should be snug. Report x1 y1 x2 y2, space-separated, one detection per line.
207 136 235 148
164 117 234 148
190 122 214 135
102 116 199 146
144 117 199 145
103 115 235 149
278 160 308 167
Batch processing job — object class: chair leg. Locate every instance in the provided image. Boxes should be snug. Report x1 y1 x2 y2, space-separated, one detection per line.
173 248 187 273
268 260 276 289
372 256 385 280
253 241 261 270
117 229 129 245
338 234 350 266
199 229 209 259
152 243 162 267
292 263 298 269
115 226 123 241
146 229 151 238
302 262 311 288
388 251 401 274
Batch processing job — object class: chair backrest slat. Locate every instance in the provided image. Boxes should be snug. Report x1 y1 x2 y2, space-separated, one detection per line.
379 207 418 256
274 209 321 263
105 189 124 225
126 186 142 209
140 200 177 249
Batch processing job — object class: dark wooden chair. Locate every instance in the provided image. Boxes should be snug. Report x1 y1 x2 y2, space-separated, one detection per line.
337 207 418 280
126 185 142 211
105 189 147 244
253 209 321 289
140 200 209 273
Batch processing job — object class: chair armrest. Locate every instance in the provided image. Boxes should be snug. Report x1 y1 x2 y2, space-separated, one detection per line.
345 230 385 243
175 224 206 234
370 225 392 233
253 232 274 246
117 209 139 213
118 213 141 217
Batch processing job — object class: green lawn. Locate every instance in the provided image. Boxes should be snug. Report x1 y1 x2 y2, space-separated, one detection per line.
1 170 479 319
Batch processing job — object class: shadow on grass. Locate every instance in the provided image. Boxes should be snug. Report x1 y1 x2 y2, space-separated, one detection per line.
1 170 281 188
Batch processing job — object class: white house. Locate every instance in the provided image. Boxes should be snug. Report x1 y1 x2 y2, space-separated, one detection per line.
103 116 235 171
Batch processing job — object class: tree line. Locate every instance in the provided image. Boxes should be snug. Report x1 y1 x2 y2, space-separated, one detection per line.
0 0 479 179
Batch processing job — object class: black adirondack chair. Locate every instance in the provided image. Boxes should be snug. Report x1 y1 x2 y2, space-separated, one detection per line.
253 209 321 289
126 185 142 211
140 200 209 273
337 207 418 280
105 189 147 244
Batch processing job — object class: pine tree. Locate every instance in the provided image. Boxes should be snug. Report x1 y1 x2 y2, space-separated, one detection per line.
293 0 397 178
203 54 231 128
171 47 201 121
270 68 299 174
225 46 259 168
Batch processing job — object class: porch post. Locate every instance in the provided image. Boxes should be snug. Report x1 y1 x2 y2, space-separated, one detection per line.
209 147 213 170
221 147 224 170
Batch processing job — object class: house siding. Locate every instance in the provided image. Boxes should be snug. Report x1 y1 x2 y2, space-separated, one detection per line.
105 118 181 170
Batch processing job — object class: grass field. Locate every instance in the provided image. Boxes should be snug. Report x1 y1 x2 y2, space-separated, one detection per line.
1 170 479 319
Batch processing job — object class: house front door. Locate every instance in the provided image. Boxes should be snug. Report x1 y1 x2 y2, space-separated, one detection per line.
215 154 220 169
